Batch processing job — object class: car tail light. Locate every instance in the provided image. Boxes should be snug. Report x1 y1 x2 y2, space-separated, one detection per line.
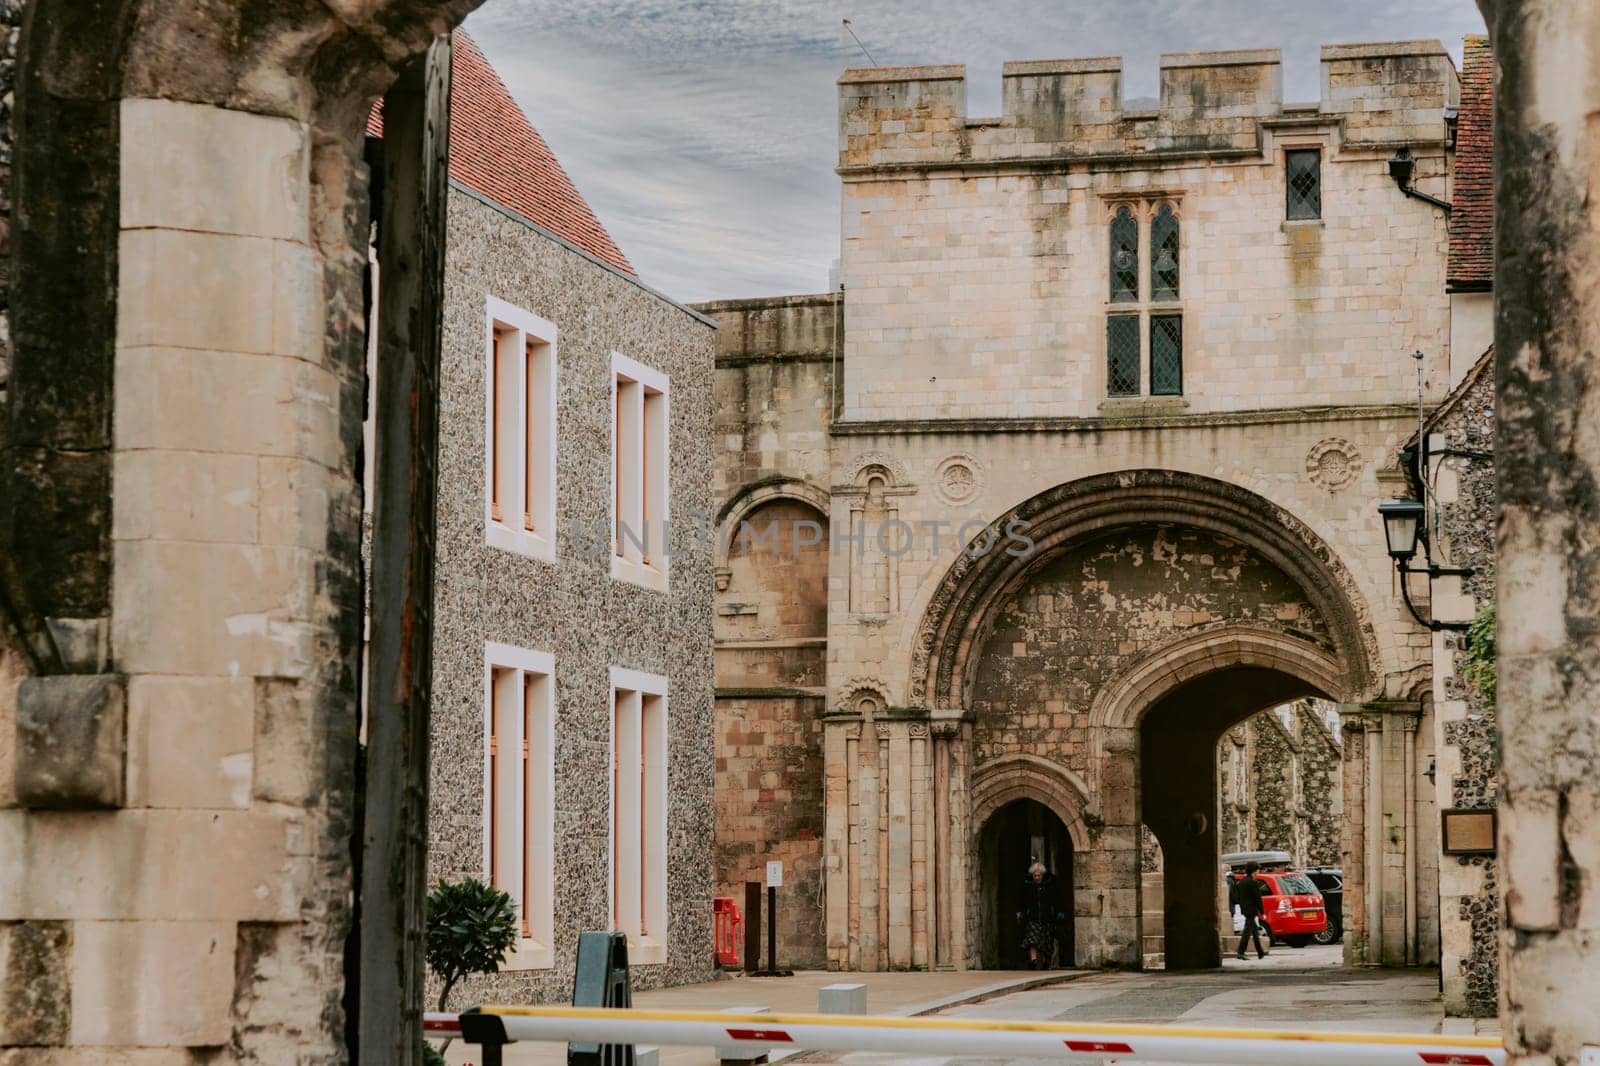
1277 898 1292 914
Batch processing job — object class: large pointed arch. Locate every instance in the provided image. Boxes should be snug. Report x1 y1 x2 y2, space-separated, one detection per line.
906 469 1377 709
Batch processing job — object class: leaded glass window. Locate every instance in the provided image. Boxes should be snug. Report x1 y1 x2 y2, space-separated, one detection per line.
1286 150 1322 220
1107 315 1141 396
1110 206 1139 303
1150 314 1183 396
1151 203 1180 301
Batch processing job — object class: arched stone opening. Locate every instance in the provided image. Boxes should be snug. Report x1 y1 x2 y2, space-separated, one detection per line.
970 754 1090 970
977 799 1075 969
1138 665 1333 969
885 472 1372 972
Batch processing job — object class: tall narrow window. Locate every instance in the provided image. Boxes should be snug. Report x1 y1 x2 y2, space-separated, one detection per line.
1104 199 1186 399
1151 203 1180 301
1150 314 1183 396
1286 149 1322 220
484 297 557 562
1106 316 1141 397
610 667 668 965
484 643 555 970
1110 206 1139 303
611 353 670 591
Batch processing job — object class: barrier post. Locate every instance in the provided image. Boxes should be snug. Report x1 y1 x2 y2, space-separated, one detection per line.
458 1007 511 1066
743 882 761 975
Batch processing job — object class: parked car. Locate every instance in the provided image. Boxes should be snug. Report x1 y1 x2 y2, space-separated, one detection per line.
1305 866 1343 944
1226 868 1328 947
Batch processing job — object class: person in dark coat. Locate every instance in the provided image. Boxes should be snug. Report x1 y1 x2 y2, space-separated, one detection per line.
1231 861 1270 960
1016 861 1064 969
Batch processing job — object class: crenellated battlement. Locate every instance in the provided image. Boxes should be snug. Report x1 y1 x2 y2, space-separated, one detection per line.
838 40 1457 171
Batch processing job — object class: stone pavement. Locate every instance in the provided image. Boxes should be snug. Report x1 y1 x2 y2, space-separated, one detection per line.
441 968 1084 1066
811 945 1448 1064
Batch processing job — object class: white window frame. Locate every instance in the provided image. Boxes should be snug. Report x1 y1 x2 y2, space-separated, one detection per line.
483 642 557 971
609 352 670 592
484 296 557 563
608 666 669 965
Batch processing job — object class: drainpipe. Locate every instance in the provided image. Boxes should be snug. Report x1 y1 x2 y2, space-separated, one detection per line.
1389 148 1452 214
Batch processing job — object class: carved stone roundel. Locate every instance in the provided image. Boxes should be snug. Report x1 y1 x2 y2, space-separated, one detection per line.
1306 438 1362 491
935 454 983 506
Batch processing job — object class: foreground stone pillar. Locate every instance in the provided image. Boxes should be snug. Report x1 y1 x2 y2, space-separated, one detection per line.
1479 3 1600 1061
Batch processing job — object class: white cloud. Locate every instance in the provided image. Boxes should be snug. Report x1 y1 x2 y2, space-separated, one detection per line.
465 0 1486 303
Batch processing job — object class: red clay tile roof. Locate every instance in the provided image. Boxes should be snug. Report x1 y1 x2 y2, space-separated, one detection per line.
1449 35 1493 289
369 31 634 276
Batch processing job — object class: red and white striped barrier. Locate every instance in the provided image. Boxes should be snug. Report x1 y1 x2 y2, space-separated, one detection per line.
424 1006 1505 1066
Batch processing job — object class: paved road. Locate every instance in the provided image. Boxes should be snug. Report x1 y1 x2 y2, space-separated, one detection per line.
805 945 1444 1065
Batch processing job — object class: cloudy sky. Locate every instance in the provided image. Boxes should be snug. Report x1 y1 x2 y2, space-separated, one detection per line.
463 1 1487 305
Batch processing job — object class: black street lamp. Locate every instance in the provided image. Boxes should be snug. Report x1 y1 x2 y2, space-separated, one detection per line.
1376 497 1474 632
1378 497 1425 561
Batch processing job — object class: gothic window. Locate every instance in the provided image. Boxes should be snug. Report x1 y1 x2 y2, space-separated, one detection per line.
1151 203 1180 301
1110 206 1139 303
1286 149 1322 220
1150 314 1183 396
1106 315 1141 396
1104 199 1186 399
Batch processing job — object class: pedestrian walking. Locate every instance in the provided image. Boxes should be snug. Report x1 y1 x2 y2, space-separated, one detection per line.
1016 860 1064 970
1232 861 1270 960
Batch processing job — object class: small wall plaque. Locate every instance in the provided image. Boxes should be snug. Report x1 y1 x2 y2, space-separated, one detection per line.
1441 808 1497 855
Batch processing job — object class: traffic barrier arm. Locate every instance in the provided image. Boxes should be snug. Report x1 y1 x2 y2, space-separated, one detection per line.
424 1006 1504 1066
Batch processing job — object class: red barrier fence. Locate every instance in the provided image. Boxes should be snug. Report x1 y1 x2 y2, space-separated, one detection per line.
713 897 743 967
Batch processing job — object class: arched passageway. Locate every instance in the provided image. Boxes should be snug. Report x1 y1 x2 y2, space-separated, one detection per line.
978 799 1075 969
1139 666 1326 969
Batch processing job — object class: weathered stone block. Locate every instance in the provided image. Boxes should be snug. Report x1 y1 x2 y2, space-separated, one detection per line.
70 920 236 1046
125 676 253 809
0 920 70 1045
15 674 126 809
120 98 309 242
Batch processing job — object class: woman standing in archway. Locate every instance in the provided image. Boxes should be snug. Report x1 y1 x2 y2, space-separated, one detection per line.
1017 861 1065 969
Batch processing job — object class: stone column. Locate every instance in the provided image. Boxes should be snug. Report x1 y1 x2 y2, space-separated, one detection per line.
858 718 881 971
845 719 863 971
886 722 913 968
931 708 970 970
1477 4 1600 1060
909 721 929 968
1340 700 1424 967
823 710 860 970
1093 727 1141 968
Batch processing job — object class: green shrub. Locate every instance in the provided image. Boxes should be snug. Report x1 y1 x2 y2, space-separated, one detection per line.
425 878 518 1053
1462 604 1496 706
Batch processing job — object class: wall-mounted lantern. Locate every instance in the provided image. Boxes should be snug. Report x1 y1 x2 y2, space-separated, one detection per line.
1377 496 1474 632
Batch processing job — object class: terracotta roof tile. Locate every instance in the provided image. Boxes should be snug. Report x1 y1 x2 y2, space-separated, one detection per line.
369 32 634 276
1449 35 1493 289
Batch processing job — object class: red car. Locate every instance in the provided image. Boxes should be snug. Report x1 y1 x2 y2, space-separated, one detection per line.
1231 870 1329 947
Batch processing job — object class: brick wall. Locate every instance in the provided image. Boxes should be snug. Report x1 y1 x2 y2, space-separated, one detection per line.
714 695 828 968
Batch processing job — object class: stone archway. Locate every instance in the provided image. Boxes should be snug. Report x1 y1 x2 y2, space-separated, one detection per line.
970 755 1091 969
908 469 1377 711
877 471 1376 971
1090 626 1355 969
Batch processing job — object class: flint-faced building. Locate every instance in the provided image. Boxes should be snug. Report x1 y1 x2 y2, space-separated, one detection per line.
702 42 1466 974
370 34 717 1001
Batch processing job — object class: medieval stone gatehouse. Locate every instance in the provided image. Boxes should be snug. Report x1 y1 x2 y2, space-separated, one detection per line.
702 41 1466 975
